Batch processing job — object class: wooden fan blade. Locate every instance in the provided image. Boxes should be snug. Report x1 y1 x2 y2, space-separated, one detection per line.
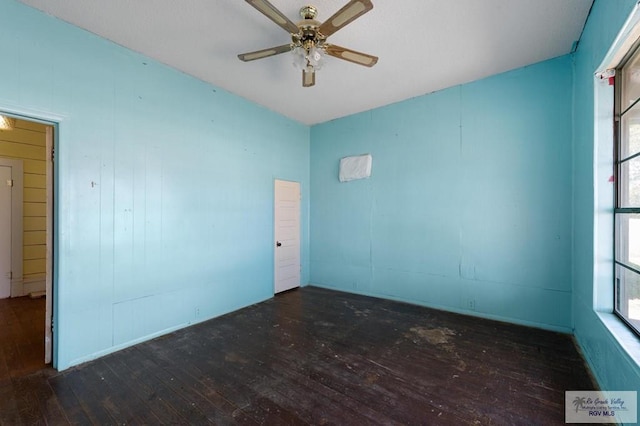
245 0 299 34
302 69 315 87
238 44 291 62
324 44 378 67
318 0 373 37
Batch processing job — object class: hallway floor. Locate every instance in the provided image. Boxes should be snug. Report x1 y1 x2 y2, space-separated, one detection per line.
0 295 46 381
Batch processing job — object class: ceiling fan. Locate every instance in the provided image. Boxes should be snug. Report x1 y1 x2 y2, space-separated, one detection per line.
238 0 378 87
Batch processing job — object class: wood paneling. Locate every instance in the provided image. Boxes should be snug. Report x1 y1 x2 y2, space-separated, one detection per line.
23 231 45 246
23 202 46 217
1 120 48 281
24 217 45 232
24 259 45 275
14 120 49 134
0 141 44 160
23 160 45 175
24 173 45 189
0 287 596 424
23 245 45 261
23 188 46 204
0 125 46 147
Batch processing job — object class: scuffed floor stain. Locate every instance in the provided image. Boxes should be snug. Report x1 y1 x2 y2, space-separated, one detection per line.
408 326 467 371
342 300 372 317
365 372 379 385
409 327 456 346
224 352 249 364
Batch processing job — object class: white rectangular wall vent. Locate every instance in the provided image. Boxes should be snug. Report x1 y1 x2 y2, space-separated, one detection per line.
339 154 372 182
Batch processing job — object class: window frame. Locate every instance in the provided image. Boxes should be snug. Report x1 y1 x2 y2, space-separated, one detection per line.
613 42 640 337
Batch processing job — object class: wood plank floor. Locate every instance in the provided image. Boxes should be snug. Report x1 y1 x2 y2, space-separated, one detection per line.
0 296 46 381
0 286 595 425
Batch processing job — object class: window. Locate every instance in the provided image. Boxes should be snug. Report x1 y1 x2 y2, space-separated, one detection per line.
615 45 640 336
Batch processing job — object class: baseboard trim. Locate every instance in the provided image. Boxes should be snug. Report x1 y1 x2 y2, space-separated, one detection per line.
10 279 23 297
11 275 45 297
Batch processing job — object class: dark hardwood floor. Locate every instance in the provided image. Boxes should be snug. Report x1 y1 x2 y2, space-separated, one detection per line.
0 287 595 425
0 296 46 380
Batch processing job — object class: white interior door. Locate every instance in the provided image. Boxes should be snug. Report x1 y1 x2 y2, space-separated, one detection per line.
0 165 12 299
274 179 300 293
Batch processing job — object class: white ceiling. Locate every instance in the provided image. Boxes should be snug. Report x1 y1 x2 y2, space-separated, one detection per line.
19 0 593 125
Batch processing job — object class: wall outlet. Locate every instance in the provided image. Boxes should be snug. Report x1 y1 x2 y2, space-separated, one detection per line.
466 299 476 311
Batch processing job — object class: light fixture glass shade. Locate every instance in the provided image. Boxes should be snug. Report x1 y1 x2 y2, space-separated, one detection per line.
291 46 307 70
291 45 324 71
308 46 324 70
0 115 15 131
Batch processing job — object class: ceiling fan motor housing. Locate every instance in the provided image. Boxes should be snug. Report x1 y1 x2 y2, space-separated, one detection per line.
293 6 324 50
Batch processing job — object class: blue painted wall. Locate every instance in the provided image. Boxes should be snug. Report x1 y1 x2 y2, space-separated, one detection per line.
572 0 640 393
0 1 310 370
311 56 573 331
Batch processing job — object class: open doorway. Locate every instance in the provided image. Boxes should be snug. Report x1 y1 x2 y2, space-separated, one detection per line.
0 115 54 378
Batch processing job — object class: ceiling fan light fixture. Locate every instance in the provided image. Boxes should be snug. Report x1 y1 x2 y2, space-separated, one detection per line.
239 0 377 87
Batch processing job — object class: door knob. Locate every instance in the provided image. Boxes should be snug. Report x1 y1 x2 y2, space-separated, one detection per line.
276 241 282 247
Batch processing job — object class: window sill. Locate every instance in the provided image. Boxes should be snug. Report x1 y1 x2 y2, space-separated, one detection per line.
596 311 640 371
